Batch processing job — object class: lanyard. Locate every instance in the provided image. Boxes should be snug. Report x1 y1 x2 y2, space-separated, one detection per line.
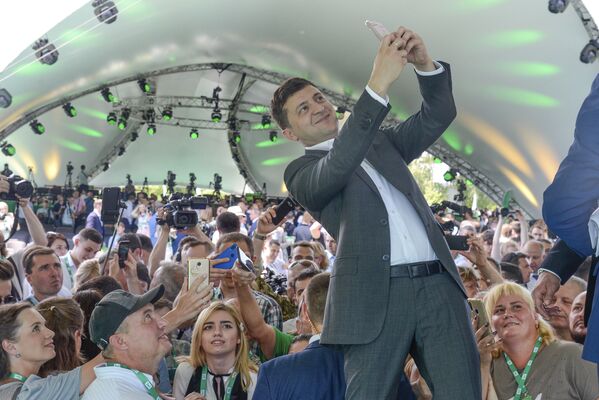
8 373 27 383
63 257 75 287
200 366 238 400
503 336 543 400
103 363 160 400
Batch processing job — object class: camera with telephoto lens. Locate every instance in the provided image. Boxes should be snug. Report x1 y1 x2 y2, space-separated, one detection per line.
0 175 34 201
158 193 209 229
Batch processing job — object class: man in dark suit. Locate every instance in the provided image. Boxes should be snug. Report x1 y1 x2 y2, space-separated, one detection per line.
254 273 415 400
272 27 480 399
85 198 104 236
533 72 599 366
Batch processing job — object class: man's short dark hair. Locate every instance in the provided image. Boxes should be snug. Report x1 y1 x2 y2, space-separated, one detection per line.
152 262 185 302
0 259 14 281
78 228 103 245
136 263 151 287
295 268 320 284
271 77 317 130
185 240 215 255
119 233 142 251
305 272 330 327
136 234 153 253
76 276 122 297
23 245 57 274
216 212 240 234
217 233 254 258
500 262 524 284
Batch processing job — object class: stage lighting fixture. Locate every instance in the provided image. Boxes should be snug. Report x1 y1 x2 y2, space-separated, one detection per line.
1 142 16 157
336 106 349 119
261 114 272 128
101 88 115 103
189 129 199 139
147 124 156 136
92 0 118 24
212 86 222 100
32 38 59 65
211 108 222 123
269 130 278 142
130 130 139 142
138 79 151 94
103 162 110 171
106 112 117 125
29 120 45 135
443 168 457 182
144 109 156 122
118 146 126 156
162 108 173 121
62 103 77 118
232 131 241 143
580 40 598 64
548 0 569 13
0 89 12 109
117 108 130 130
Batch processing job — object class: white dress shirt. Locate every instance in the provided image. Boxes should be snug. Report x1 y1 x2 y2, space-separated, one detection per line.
306 63 444 265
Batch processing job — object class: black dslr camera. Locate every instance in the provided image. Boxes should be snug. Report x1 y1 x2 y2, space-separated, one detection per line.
158 193 209 229
0 175 34 201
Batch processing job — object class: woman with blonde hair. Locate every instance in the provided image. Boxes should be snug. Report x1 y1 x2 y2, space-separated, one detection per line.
72 259 101 292
477 281 598 400
173 302 258 400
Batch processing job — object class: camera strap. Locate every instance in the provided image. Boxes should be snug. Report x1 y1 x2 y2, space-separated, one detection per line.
3 203 20 242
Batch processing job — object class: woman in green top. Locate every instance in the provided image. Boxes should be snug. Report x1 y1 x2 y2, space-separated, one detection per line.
477 282 599 400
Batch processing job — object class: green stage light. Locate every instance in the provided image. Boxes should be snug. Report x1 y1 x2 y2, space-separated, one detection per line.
1 143 15 156
443 169 457 182
269 131 278 142
162 108 173 121
30 120 45 135
190 129 199 139
212 109 222 123
138 79 151 94
106 112 117 125
261 114 271 129
118 119 127 130
233 131 241 143
101 88 115 103
62 103 77 118
147 124 156 135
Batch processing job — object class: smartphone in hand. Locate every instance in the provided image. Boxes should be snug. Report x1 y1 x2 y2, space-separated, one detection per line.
272 197 298 226
213 243 239 269
188 258 210 291
468 298 493 339
236 247 255 273
444 234 469 251
117 240 130 269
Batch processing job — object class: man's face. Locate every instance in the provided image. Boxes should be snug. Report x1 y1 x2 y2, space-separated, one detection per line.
120 304 171 367
291 246 314 263
73 238 101 262
531 227 546 241
569 291 587 344
522 243 545 271
27 253 63 298
282 85 339 147
517 257 533 284
182 244 211 268
549 281 583 332
326 237 337 255
294 277 313 305
265 243 280 264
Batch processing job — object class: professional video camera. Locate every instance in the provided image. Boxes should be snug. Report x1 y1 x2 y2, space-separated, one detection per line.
261 269 288 295
158 193 209 229
0 175 34 201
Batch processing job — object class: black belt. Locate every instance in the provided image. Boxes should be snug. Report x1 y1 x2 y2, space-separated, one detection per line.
389 260 444 278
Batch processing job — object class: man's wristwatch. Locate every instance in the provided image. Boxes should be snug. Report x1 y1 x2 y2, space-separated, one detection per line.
254 233 268 241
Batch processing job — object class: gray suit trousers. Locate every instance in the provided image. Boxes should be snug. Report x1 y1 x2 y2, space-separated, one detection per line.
342 271 481 400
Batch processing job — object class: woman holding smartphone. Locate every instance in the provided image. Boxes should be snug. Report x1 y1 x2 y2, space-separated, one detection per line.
173 302 258 400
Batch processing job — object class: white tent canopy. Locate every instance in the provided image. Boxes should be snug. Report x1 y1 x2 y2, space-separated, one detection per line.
1 0 598 217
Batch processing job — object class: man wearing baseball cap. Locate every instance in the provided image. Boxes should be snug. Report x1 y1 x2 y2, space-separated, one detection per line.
82 284 172 399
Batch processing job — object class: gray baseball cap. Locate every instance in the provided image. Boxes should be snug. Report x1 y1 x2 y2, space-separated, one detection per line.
89 285 165 350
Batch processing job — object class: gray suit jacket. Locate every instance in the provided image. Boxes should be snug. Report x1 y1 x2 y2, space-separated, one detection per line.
284 63 466 345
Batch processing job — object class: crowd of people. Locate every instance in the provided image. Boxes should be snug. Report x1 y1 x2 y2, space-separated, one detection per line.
0 25 598 400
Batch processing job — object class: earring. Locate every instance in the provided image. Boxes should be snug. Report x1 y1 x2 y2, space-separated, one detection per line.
15 353 21 358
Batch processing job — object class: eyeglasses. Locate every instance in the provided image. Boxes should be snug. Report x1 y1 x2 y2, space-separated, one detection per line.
0 295 16 305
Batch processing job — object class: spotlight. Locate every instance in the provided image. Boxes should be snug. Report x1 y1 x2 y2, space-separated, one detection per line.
161 108 173 121
32 38 58 65
147 124 156 136
580 40 599 64
138 79 151 94
189 129 199 139
232 131 241 143
443 168 457 182
103 162 110 171
261 114 272 128
144 109 156 122
0 89 12 108
106 112 117 125
118 146 126 156
212 86 222 100
130 130 139 142
336 106 349 119
29 120 45 135
1 142 16 157
101 88 115 103
117 108 130 130
269 130 278 142
92 0 118 24
548 0 569 13
211 108 222 123
62 103 77 118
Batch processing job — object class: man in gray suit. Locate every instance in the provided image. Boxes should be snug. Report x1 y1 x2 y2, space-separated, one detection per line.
271 27 480 399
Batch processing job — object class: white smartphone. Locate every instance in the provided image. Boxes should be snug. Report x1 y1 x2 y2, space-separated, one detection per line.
236 247 255 273
365 20 389 41
188 258 210 291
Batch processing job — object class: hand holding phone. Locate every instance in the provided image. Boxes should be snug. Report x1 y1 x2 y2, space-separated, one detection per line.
444 234 470 251
213 243 239 269
365 20 390 41
188 258 210 291
117 240 130 269
468 298 493 339
272 197 298 226
236 247 255 273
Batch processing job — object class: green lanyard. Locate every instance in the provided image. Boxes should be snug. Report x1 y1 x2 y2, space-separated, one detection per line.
200 366 238 400
63 257 75 287
503 336 543 400
8 373 27 383
103 363 160 400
